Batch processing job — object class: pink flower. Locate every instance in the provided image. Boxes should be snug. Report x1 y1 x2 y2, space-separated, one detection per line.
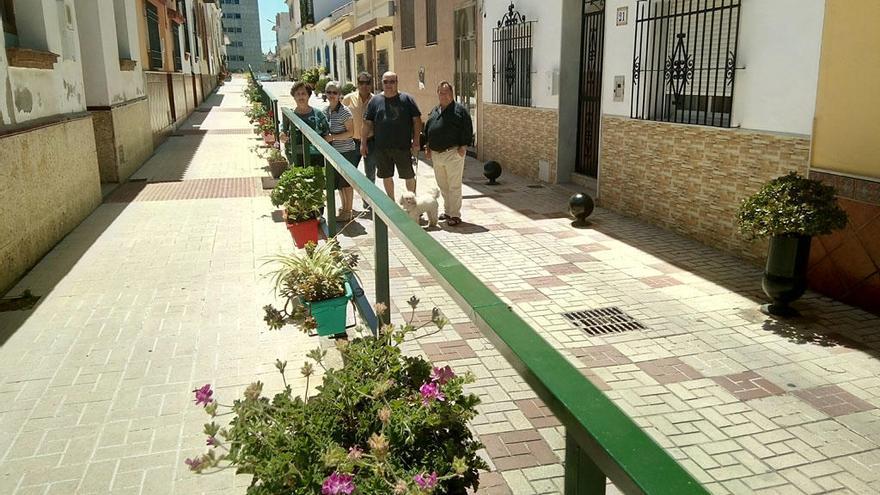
322 472 355 495
419 382 445 406
184 457 203 471
430 365 456 385
413 471 438 492
206 436 216 446
193 384 213 407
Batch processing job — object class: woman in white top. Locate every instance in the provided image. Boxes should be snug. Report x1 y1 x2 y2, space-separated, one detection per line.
323 81 359 221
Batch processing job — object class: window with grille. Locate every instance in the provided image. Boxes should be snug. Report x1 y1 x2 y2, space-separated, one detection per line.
377 49 388 76
177 0 191 55
426 0 437 45
1 0 17 47
491 3 533 107
631 0 741 127
356 53 365 74
145 2 163 70
173 25 182 71
400 0 414 49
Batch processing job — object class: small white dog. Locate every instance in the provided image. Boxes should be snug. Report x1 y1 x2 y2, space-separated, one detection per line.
398 188 440 227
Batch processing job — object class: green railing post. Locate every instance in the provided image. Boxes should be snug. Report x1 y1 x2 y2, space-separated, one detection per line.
302 132 310 167
325 157 337 235
565 431 607 494
374 216 390 323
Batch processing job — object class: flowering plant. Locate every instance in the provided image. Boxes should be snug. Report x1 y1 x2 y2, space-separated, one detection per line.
186 298 488 494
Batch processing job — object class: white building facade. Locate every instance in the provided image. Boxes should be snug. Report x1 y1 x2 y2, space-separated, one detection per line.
479 0 826 262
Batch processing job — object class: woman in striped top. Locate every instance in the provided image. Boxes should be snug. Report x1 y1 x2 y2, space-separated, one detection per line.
323 81 360 222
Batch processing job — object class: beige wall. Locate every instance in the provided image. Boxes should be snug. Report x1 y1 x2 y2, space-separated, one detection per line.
0 116 102 293
599 116 811 263
481 104 558 183
393 0 455 115
812 0 880 179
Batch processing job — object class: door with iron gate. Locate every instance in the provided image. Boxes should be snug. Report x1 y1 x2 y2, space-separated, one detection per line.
577 1 605 178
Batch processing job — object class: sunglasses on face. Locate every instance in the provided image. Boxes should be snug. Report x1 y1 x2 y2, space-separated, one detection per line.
382 80 397 84
357 80 371 85
326 91 339 95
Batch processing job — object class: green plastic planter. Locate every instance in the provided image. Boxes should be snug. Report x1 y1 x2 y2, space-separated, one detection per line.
306 281 352 336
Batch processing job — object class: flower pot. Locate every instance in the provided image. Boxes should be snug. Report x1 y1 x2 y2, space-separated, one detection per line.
263 132 276 145
761 234 812 317
268 159 287 179
306 281 352 337
287 218 320 249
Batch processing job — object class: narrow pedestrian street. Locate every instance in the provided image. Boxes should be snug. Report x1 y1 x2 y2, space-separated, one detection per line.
2 77 880 495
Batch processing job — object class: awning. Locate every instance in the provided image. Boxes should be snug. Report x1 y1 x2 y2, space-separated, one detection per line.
342 17 393 43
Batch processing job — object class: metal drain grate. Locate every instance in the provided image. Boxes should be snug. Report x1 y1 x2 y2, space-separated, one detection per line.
562 307 646 336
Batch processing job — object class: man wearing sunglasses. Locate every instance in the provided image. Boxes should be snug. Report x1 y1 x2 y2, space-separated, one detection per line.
361 71 422 199
342 72 378 209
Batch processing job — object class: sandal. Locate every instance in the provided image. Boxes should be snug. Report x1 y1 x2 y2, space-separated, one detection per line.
439 213 449 221
447 217 461 226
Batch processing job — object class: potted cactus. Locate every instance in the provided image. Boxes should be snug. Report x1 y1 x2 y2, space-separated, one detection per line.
737 172 848 316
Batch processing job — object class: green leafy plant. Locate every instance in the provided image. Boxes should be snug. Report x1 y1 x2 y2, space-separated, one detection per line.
185 298 487 495
341 82 356 96
270 166 325 219
265 143 286 163
315 77 330 94
263 238 357 316
300 66 325 86
737 172 848 240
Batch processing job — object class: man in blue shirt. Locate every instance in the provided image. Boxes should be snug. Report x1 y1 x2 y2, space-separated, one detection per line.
360 71 422 199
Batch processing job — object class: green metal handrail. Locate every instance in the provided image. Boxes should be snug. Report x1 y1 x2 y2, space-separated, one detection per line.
273 100 708 494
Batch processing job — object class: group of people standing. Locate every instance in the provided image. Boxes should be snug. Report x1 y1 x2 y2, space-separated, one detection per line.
280 70 473 226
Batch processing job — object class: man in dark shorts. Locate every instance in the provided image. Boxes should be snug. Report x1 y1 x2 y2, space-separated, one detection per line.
360 71 422 199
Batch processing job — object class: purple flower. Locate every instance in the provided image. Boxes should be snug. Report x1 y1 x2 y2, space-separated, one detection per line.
347 445 363 460
430 365 456 385
413 471 438 492
322 472 355 495
193 384 213 407
184 457 203 471
206 436 216 446
419 382 445 406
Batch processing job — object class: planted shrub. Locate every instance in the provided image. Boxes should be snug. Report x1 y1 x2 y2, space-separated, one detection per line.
737 172 848 240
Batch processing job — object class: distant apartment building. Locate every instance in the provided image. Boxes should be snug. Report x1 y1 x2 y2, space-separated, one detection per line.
220 0 262 71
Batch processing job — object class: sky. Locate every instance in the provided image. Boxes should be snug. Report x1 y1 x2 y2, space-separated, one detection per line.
258 0 288 53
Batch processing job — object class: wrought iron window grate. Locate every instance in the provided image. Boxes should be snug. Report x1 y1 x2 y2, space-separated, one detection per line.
563 307 647 336
492 2 534 107
631 0 741 127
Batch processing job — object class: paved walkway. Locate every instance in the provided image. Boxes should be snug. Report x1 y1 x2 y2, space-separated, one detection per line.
1 76 879 495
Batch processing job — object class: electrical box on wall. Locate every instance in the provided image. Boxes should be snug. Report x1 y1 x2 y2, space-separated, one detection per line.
614 75 625 102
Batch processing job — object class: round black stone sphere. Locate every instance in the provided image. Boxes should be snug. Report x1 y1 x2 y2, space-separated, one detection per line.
569 193 594 226
484 161 502 185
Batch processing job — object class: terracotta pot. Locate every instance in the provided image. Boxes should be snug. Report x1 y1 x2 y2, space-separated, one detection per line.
286 218 320 249
263 132 276 145
268 159 287 179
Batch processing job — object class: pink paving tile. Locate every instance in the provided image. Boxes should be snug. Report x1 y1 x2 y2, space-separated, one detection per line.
550 230 581 239
639 275 683 289
469 472 511 495
515 398 562 428
453 322 483 340
571 345 633 368
636 357 704 384
578 243 610 253
793 385 876 417
422 340 478 362
711 371 786 400
544 263 584 276
480 430 559 471
561 252 599 263
389 267 412 279
525 275 568 288
513 227 546 235
580 367 612 391
504 289 550 303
